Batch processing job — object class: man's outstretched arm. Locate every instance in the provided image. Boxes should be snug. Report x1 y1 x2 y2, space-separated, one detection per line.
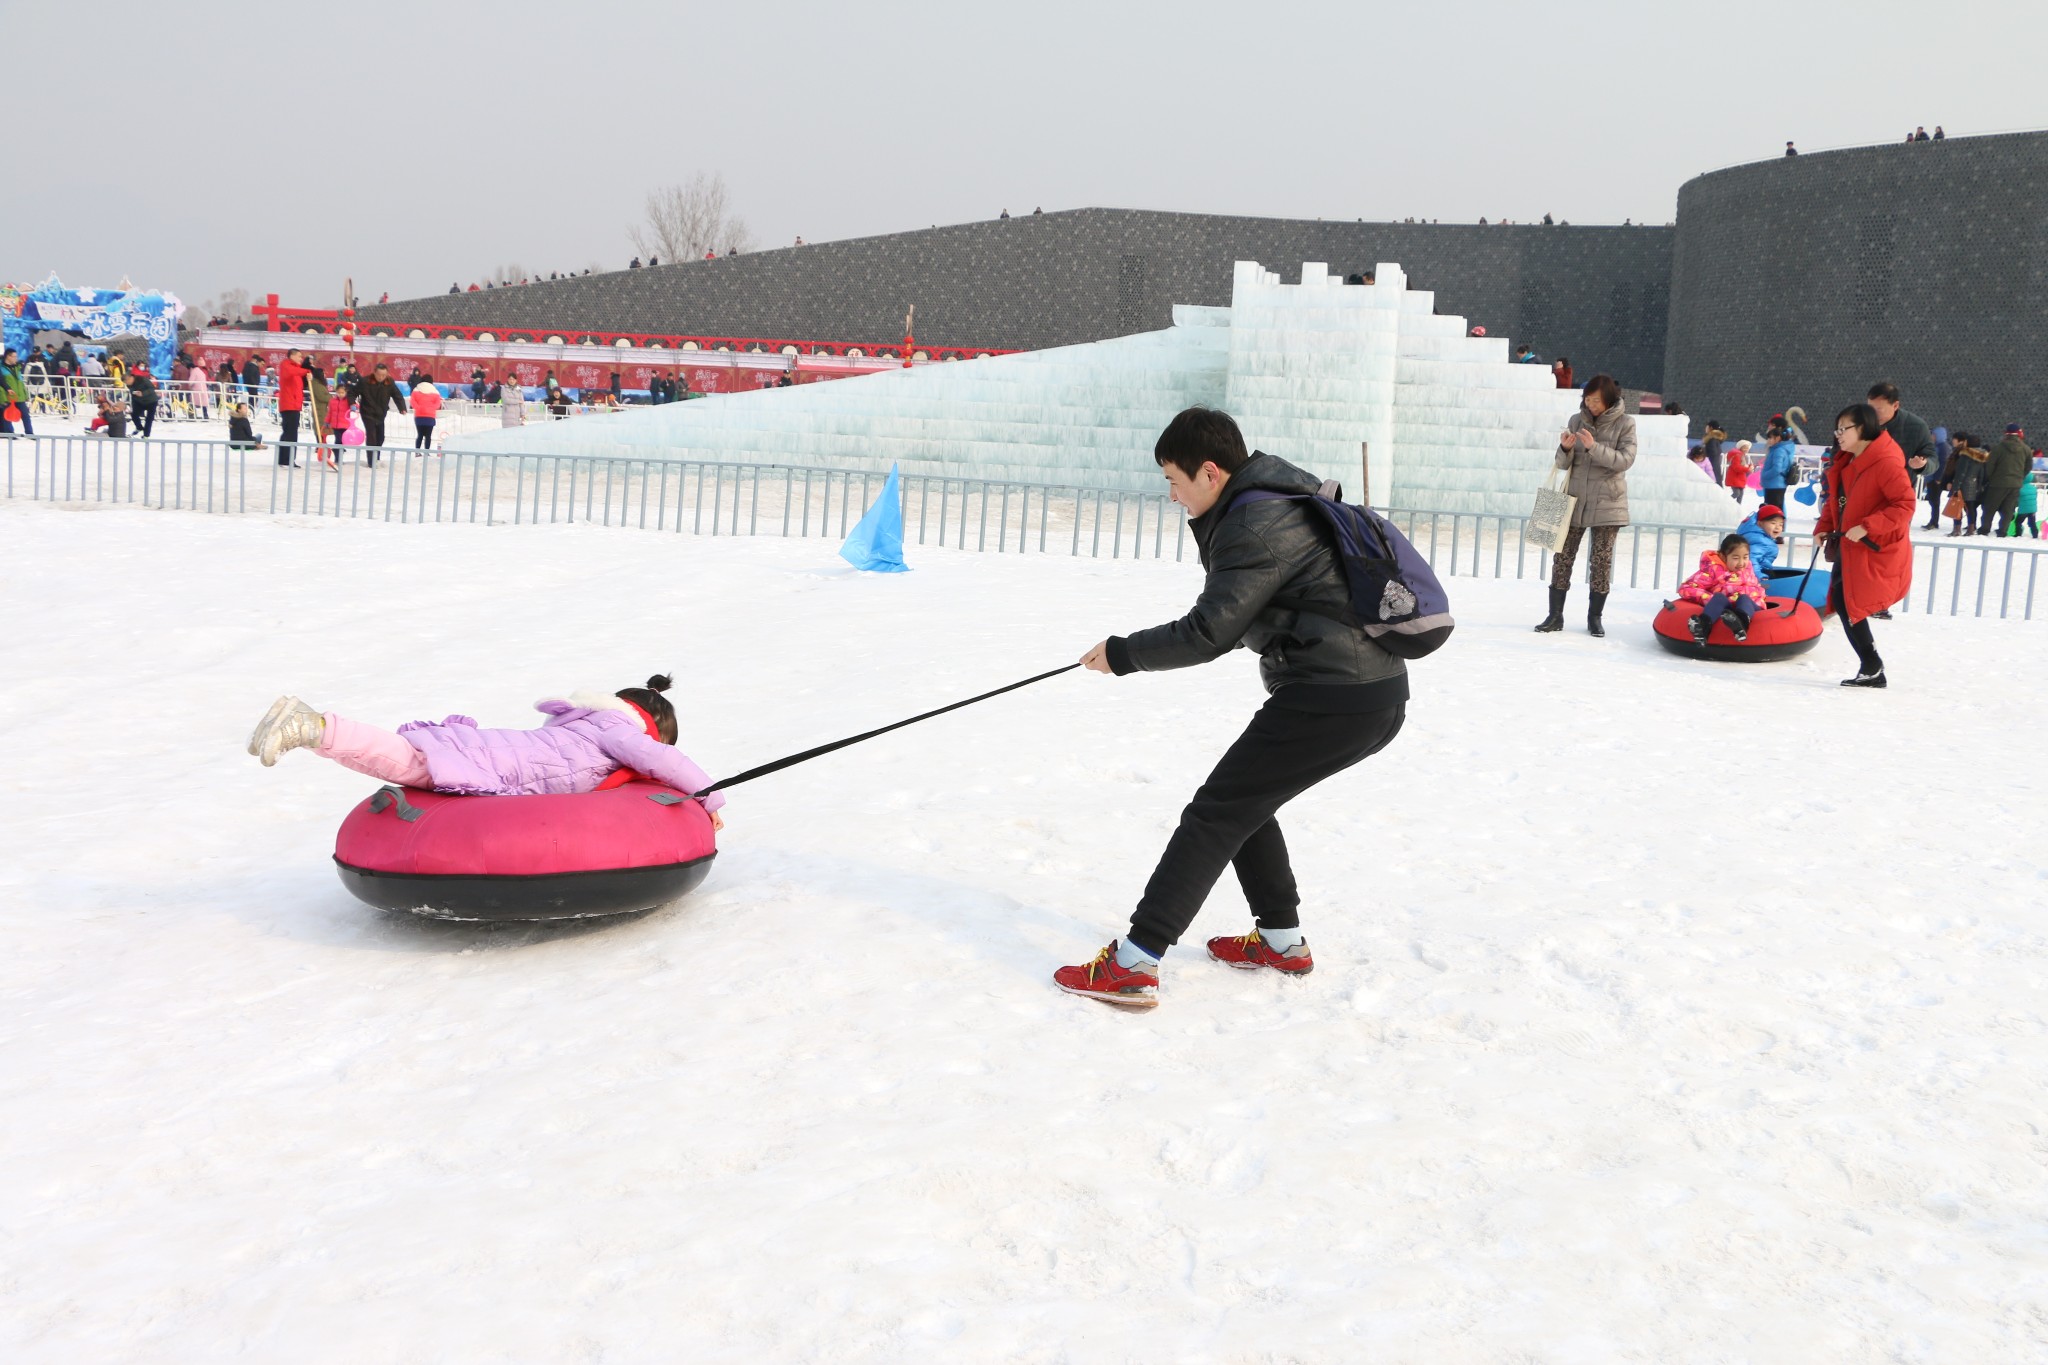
1080 528 1283 676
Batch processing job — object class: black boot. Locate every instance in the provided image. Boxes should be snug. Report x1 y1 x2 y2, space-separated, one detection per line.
1534 587 1567 633
1587 591 1608 637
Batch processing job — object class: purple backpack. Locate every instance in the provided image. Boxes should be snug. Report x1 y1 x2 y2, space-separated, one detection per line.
1227 482 1455 659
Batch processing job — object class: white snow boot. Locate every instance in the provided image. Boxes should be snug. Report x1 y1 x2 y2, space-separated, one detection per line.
249 696 325 766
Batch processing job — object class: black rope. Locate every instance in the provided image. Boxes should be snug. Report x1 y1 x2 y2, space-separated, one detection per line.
692 663 1080 797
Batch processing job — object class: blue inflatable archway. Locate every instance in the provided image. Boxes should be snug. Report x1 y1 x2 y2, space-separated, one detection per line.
3 275 183 376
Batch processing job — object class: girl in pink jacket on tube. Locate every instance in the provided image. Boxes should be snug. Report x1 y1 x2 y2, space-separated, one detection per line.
246 674 725 827
1676 534 1768 645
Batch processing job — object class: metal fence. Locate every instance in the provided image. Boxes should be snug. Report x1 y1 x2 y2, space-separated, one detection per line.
5 434 2043 621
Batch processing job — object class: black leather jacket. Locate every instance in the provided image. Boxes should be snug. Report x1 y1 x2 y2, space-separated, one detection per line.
1107 452 1407 707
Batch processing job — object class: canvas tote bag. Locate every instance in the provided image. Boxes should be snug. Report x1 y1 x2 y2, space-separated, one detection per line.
1524 465 1577 553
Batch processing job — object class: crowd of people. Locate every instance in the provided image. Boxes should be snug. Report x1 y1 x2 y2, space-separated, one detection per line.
1785 125 1950 156
1537 375 2031 690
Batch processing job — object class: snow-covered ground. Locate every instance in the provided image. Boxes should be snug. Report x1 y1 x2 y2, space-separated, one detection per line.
2 501 2045 1362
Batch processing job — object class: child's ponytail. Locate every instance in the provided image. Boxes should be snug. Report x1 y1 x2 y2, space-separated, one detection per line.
616 674 678 744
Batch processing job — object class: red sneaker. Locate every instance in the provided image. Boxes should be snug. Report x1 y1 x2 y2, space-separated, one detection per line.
1206 929 1314 974
1053 941 1159 1009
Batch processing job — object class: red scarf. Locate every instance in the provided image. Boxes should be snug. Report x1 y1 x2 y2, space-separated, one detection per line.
593 699 662 790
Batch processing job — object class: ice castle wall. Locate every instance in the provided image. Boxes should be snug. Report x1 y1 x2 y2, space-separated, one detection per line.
449 262 1739 527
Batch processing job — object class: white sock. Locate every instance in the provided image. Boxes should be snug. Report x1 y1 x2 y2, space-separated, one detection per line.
1115 938 1161 971
1259 926 1306 953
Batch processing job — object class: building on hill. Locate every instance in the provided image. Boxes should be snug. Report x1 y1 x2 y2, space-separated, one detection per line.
357 128 2048 441
355 208 1676 392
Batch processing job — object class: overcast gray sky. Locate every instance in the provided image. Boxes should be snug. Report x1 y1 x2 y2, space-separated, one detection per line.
7 0 2039 315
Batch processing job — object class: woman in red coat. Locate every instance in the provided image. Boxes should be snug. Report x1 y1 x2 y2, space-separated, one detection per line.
1814 403 1916 687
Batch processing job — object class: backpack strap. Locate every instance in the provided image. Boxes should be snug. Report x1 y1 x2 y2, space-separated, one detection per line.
1220 488 1367 628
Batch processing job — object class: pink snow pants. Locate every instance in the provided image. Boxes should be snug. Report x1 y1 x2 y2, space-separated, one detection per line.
317 714 432 787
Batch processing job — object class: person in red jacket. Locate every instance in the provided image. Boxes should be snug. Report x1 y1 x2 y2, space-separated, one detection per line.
276 348 308 467
1814 403 1916 688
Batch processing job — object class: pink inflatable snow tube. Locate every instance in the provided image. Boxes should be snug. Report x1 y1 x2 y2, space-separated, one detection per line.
333 781 718 921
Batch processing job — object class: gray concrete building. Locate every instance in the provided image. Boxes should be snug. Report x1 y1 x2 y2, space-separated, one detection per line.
1664 129 2048 444
354 129 2048 440
355 211 1673 391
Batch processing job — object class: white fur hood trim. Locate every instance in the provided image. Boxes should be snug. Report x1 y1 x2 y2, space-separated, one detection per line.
542 690 642 719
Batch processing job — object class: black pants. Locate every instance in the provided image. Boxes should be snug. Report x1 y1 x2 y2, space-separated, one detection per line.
2016 512 2040 538
133 400 157 438
278 409 301 465
415 417 435 449
1987 487 2021 534
1830 570 1882 675
363 415 385 464
1923 483 1945 525
1128 698 1405 956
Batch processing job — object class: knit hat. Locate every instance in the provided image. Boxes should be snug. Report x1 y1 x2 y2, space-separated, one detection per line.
1757 504 1785 522
2006 423 2024 435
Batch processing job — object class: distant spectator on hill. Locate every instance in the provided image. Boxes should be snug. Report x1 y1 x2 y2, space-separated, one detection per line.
1784 141 1798 156
448 282 459 293
1913 126 1930 142
1933 126 1946 141
1513 344 1540 364
648 256 658 267
630 257 642 269
999 209 1010 219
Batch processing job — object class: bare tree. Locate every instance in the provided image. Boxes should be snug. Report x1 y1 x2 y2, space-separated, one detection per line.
630 172 755 262
200 286 252 322
491 263 529 286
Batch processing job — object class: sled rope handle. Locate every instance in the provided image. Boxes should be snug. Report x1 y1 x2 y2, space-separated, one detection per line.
692 663 1080 798
1780 534 1827 618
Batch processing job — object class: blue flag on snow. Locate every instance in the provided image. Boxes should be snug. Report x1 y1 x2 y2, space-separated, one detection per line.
839 463 909 572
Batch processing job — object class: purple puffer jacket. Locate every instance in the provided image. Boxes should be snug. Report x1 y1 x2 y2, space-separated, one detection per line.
397 693 724 811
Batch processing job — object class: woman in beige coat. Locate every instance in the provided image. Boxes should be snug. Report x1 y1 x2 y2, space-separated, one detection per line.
1535 373 1637 638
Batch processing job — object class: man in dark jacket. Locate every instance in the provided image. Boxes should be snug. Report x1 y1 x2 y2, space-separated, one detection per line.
1865 381 1934 614
1984 424 2033 535
1056 407 1409 1009
129 365 160 438
1867 381 1935 490
354 362 408 465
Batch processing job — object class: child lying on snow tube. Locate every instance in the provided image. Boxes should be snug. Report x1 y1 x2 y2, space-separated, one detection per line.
1677 534 1768 644
245 673 726 828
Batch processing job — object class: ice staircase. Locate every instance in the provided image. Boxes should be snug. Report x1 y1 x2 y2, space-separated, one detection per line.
450 261 1740 527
